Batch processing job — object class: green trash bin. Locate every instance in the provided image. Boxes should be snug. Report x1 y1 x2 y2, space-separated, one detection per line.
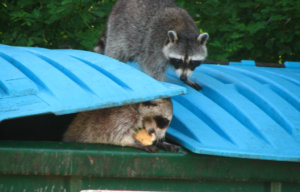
1 138 300 192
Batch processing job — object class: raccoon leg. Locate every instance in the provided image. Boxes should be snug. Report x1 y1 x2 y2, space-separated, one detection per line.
104 30 132 62
183 79 202 91
104 45 130 63
156 141 180 152
138 56 168 81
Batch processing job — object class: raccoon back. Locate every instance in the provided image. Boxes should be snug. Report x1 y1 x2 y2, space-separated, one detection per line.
105 0 177 59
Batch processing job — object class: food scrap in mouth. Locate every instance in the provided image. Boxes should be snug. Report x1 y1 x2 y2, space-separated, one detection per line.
134 129 156 146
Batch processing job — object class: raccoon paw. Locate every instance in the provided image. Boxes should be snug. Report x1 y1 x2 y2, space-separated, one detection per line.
138 145 159 153
156 141 180 152
133 141 159 153
184 80 202 91
191 82 202 91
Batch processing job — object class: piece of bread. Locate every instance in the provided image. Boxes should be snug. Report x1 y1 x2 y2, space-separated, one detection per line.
134 129 156 146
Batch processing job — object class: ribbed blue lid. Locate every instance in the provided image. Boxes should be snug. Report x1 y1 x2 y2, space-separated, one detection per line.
166 61 300 162
0 44 186 121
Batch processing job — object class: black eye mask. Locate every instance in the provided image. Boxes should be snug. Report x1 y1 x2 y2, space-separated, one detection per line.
189 60 202 70
169 58 183 69
154 116 170 129
169 58 202 70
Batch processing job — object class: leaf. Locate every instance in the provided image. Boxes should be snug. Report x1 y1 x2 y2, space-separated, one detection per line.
247 22 265 34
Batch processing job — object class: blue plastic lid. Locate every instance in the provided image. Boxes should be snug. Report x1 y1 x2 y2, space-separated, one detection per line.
0 44 186 121
166 61 300 162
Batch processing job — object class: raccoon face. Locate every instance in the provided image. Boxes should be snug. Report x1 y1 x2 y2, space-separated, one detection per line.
163 30 209 81
139 99 173 140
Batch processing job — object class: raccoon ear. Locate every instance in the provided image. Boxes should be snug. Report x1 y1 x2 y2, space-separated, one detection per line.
168 30 178 43
197 33 209 45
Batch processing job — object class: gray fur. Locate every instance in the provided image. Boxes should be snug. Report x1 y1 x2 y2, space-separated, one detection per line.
100 0 208 84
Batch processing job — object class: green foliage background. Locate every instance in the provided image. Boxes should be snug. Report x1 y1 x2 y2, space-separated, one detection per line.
0 0 299 63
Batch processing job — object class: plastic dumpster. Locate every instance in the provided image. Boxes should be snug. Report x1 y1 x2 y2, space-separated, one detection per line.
0 45 300 192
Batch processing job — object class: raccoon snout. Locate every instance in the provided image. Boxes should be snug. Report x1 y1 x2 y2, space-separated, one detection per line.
176 68 193 82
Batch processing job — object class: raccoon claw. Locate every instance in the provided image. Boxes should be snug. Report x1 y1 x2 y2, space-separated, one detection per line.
156 141 180 152
184 80 202 91
140 145 159 153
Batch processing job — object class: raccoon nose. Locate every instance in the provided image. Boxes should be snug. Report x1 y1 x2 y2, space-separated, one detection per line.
180 75 187 81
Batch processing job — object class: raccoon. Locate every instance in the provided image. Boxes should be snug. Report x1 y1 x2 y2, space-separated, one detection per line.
93 25 106 54
97 0 209 90
63 99 178 152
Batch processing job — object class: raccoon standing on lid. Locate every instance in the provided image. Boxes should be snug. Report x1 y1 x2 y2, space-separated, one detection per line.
63 99 178 152
94 0 209 90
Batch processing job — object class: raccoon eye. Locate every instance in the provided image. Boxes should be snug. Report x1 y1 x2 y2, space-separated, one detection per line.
189 60 202 70
154 116 170 129
169 58 183 69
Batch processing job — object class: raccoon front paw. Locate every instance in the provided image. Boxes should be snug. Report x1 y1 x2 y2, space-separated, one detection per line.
191 82 202 91
184 80 202 91
142 145 159 153
156 141 180 152
134 144 159 153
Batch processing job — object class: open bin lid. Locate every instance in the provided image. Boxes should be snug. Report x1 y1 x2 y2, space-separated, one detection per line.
166 60 300 162
0 44 186 121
